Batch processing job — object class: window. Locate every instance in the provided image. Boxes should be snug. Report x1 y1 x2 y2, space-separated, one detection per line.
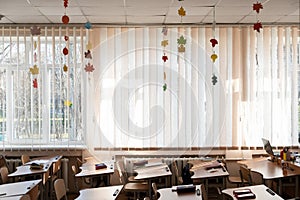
0 27 86 148
87 26 300 150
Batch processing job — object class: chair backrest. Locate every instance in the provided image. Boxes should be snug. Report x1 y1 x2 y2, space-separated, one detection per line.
200 184 208 200
53 158 62 175
110 168 122 185
54 179 67 200
20 194 31 200
116 160 128 184
21 155 30 165
240 165 252 185
71 165 77 174
172 161 183 185
0 166 9 184
0 155 8 169
152 182 158 200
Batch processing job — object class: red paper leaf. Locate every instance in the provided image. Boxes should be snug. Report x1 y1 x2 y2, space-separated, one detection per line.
253 21 262 32
162 54 168 62
33 78 38 88
253 2 263 13
85 63 95 72
210 38 218 47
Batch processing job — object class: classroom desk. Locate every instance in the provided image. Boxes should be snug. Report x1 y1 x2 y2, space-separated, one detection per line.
222 184 284 200
8 155 62 200
0 179 41 199
157 185 203 200
75 185 123 200
75 157 114 187
189 160 229 192
134 163 172 200
238 157 300 197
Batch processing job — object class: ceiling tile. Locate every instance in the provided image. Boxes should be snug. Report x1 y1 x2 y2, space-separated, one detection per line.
81 7 125 16
87 16 126 24
6 15 51 23
127 16 165 24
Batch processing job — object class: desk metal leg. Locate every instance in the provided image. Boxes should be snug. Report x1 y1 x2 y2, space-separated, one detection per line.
296 175 299 197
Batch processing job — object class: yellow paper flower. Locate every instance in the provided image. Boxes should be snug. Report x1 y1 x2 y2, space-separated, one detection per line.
30 65 39 75
64 100 72 107
86 41 92 50
63 64 68 72
211 54 218 62
178 6 186 17
161 40 168 47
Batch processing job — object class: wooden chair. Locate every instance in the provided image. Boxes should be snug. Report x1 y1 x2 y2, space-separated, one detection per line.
116 161 149 199
200 184 208 200
239 165 252 186
221 159 243 187
152 182 158 200
21 155 30 165
71 165 79 192
172 161 183 185
54 179 68 200
27 183 40 200
20 194 31 200
0 166 9 184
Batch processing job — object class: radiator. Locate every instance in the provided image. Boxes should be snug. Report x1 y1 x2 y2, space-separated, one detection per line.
61 158 69 191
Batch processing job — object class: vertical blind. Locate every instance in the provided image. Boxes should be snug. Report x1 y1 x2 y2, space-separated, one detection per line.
87 26 299 151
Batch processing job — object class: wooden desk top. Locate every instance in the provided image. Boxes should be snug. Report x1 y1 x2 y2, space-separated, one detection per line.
189 160 229 180
158 185 202 200
222 184 284 200
134 163 172 180
0 179 41 199
26 155 62 165
75 160 114 178
8 162 51 177
238 158 300 179
75 185 123 200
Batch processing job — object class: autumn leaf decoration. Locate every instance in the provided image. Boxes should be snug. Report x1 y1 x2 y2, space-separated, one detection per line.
161 27 168 91
85 63 95 72
253 2 263 13
253 1 263 32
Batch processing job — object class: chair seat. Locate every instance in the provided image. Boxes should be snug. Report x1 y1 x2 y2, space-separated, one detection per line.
124 182 149 192
228 176 242 183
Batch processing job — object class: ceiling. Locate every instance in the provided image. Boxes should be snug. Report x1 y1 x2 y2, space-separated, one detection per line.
0 0 299 25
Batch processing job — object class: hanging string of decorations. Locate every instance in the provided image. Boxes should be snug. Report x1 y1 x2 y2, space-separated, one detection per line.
177 2 186 53
253 1 263 32
210 6 218 85
30 26 41 88
62 0 69 72
84 21 95 73
161 27 168 91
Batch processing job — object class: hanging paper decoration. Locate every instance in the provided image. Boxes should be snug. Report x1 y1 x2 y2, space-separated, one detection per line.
161 27 168 91
30 27 40 88
252 1 263 32
30 26 41 36
177 1 186 53
212 74 218 85
62 0 69 24
178 6 186 17
253 2 263 13
84 21 92 29
210 6 218 85
253 21 262 32
84 62 95 72
64 100 73 107
177 35 186 52
62 0 69 72
32 78 37 88
84 21 94 73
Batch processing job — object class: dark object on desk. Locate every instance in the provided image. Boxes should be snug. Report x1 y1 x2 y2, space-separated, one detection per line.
95 163 107 170
266 188 275 195
113 189 119 196
30 163 43 170
172 185 196 193
233 189 256 199
262 138 275 157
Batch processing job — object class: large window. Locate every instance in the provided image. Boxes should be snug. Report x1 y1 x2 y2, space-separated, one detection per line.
0 27 86 148
87 26 299 151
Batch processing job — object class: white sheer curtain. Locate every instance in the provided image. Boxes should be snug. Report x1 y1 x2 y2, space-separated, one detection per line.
86 26 299 151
